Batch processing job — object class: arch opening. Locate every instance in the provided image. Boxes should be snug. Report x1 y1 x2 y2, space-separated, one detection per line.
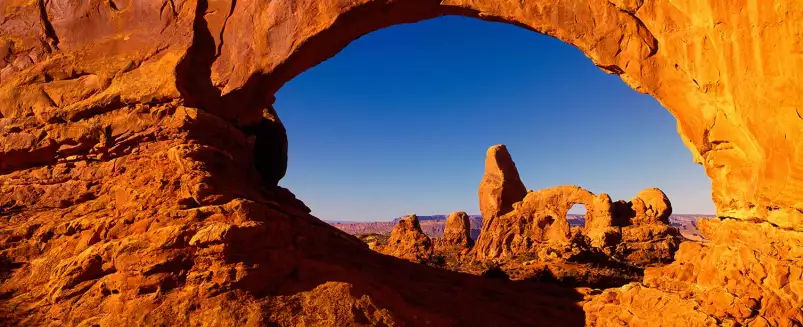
272 16 714 224
568 204 587 228
208 0 797 226
272 16 702 290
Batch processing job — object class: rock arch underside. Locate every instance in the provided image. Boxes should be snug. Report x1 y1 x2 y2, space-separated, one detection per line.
0 0 801 326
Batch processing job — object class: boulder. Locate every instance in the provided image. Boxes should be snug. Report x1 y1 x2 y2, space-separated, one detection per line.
590 188 683 266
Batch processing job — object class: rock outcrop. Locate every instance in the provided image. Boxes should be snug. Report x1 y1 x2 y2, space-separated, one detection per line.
473 146 680 266
379 215 434 263
584 188 682 266
437 211 474 249
477 145 528 223
1 0 802 325
475 185 595 259
586 218 803 326
631 188 672 225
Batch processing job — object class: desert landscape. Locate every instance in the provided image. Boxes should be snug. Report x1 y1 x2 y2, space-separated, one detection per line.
329 213 709 241
1 0 802 326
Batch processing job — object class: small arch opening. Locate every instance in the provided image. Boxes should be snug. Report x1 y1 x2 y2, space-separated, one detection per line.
568 204 587 228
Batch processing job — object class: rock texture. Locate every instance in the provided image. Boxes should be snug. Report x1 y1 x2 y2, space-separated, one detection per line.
584 188 683 266
332 215 484 240
1 0 802 325
477 145 528 223
475 185 595 259
473 146 681 266
586 218 803 326
437 211 474 249
378 215 434 263
631 188 672 225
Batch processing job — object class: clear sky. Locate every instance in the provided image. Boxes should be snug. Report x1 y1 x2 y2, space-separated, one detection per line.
274 16 715 222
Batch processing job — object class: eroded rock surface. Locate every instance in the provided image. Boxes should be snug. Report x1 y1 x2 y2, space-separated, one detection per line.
437 211 474 249
475 185 595 259
477 145 528 222
378 215 434 263
1 0 802 325
0 106 588 327
585 188 682 266
586 218 803 326
473 146 680 267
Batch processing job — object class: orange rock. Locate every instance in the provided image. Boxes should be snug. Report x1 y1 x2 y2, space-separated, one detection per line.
631 188 672 225
437 211 474 249
587 218 803 326
379 215 434 263
1 0 802 325
477 145 527 222
475 184 595 259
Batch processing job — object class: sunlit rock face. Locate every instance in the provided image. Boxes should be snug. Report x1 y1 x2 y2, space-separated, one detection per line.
474 146 682 266
437 211 474 249
378 214 434 263
1 0 801 325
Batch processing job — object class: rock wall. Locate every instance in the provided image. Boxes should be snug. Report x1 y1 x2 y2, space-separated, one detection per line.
1 0 802 325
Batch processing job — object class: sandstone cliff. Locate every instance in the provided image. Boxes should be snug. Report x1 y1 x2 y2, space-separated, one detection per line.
1 0 802 325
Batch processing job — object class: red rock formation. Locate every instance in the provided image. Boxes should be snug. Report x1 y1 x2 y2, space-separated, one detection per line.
1 0 801 325
331 215 483 240
477 145 528 222
586 218 803 326
631 188 672 225
472 146 681 268
379 215 434 263
437 211 474 249
585 188 682 266
475 182 596 259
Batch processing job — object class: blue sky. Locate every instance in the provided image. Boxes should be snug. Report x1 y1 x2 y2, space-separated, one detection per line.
274 16 715 222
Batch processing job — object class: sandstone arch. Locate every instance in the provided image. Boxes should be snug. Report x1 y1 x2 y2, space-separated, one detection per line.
2 0 800 223
1 0 802 325
475 185 596 259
